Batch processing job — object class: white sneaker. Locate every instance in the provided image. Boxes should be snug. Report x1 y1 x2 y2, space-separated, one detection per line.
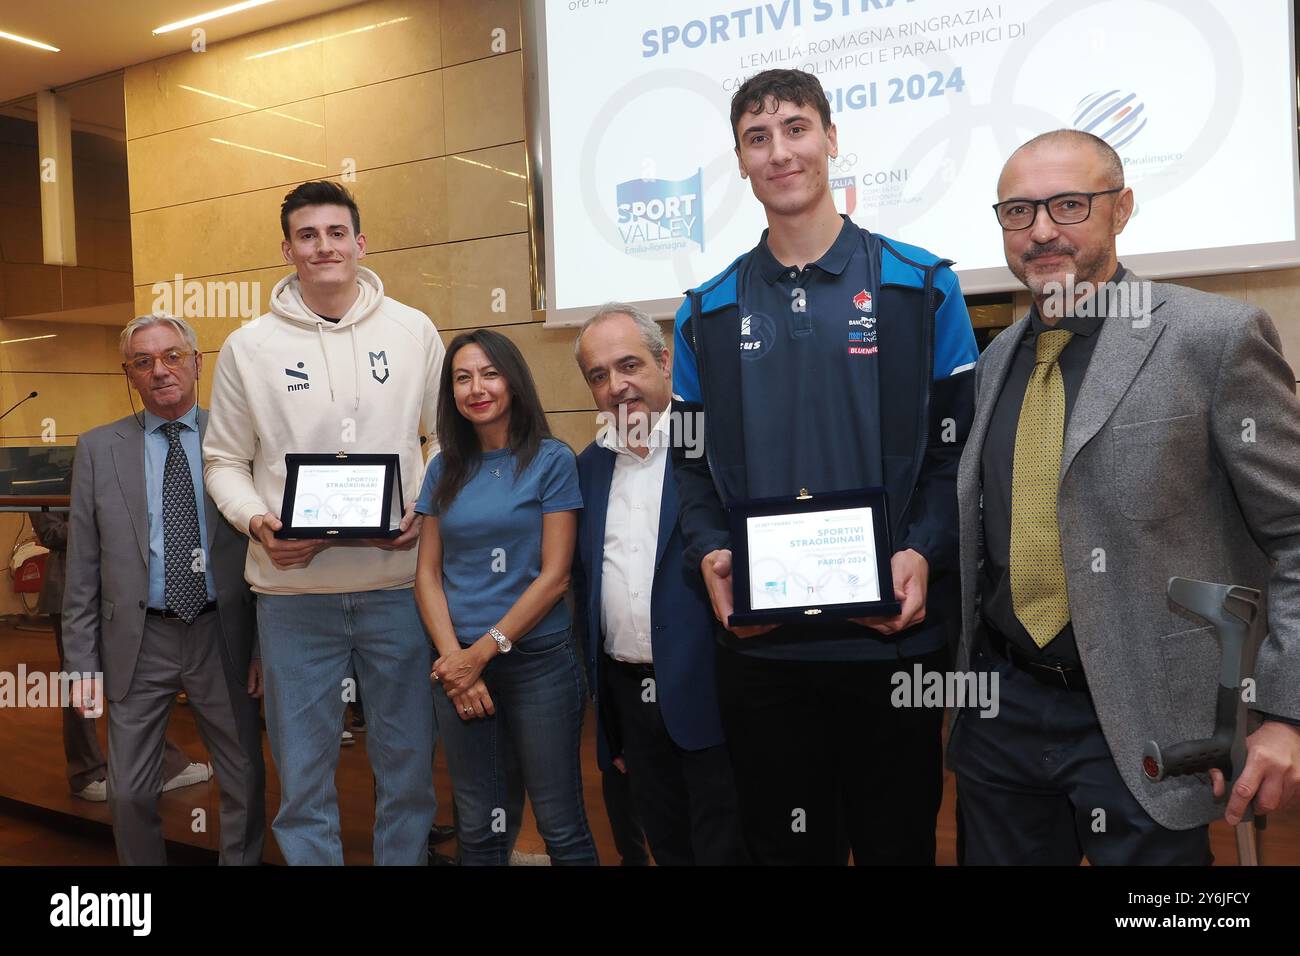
341 730 355 746
162 761 211 792
73 779 107 802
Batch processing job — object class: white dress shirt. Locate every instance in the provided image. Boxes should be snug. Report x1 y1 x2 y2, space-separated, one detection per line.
598 413 670 664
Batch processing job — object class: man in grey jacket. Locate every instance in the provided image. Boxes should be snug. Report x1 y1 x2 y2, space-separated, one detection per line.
948 129 1300 864
63 314 265 865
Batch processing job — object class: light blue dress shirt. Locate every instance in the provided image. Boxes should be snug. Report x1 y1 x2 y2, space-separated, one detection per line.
143 405 217 609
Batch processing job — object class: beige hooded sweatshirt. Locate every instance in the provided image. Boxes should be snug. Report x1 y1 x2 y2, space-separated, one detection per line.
203 267 444 594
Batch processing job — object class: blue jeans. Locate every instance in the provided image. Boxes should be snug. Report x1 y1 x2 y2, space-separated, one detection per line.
434 627 596 865
257 589 436 865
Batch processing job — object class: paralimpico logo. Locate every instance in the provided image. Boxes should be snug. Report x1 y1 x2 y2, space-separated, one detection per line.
1073 90 1147 149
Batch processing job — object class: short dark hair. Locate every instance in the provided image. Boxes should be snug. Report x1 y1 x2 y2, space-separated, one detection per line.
279 181 361 240
433 329 558 512
729 69 833 148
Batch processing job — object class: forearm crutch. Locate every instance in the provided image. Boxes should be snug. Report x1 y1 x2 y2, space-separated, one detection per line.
1141 577 1267 866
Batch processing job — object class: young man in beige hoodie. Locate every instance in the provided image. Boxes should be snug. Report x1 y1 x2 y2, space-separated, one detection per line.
204 181 444 865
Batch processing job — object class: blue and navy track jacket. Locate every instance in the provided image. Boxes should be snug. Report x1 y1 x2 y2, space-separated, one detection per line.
670 226 978 661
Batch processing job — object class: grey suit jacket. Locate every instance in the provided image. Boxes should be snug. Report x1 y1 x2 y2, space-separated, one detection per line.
950 270 1300 829
62 408 257 702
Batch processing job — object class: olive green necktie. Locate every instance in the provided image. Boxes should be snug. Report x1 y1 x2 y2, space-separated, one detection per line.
1010 329 1074 648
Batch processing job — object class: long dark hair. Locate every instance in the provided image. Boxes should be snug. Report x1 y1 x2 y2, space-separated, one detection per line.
433 329 553 512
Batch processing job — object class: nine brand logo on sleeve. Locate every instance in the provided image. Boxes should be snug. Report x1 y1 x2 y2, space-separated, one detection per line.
285 362 310 392
50 886 151 936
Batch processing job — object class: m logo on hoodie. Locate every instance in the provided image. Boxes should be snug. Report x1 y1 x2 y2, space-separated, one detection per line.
369 351 390 385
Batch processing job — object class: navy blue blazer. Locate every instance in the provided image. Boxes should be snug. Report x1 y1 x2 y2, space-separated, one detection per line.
573 440 726 771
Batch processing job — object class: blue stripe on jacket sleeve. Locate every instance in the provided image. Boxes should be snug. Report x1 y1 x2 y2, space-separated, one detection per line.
672 296 702 403
932 266 978 380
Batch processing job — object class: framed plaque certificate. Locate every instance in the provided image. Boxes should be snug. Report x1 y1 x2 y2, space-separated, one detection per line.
727 487 900 627
275 453 403 539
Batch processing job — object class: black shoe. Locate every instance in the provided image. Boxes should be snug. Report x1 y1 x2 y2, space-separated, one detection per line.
428 822 456 846
428 848 459 866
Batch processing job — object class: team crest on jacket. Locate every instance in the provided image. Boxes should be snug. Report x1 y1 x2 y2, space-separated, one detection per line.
853 290 872 313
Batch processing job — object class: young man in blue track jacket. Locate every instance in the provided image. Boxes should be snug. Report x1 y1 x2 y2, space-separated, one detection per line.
670 68 978 865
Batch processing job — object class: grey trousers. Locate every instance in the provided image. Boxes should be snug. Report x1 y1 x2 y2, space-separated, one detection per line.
52 616 193 791
106 609 266 865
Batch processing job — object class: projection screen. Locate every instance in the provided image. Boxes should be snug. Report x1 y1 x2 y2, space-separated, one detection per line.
523 0 1300 325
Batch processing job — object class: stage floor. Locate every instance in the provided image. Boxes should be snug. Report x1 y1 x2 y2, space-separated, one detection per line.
1 620 1293 865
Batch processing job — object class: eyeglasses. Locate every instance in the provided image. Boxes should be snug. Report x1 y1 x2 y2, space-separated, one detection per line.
122 348 195 374
992 188 1124 231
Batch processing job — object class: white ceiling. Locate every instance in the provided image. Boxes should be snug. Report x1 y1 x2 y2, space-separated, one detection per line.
0 0 366 105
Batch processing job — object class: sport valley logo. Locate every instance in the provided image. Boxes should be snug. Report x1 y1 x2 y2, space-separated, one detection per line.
616 170 703 254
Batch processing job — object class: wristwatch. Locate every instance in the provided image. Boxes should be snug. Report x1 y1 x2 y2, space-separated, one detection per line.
489 626 513 654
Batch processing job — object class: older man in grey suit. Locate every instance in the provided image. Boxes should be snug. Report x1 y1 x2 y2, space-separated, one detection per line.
63 314 266 865
948 129 1300 864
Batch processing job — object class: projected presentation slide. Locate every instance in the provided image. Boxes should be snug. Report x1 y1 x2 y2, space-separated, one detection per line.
533 0 1298 318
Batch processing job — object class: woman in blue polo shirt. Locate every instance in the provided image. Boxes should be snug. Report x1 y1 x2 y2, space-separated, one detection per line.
414 328 595 866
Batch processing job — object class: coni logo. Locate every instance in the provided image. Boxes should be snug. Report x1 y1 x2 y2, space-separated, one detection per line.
1072 90 1147 149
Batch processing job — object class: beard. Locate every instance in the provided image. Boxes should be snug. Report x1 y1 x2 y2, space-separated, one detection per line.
1011 240 1112 301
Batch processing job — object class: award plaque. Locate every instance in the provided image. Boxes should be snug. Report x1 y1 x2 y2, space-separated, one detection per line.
727 487 900 627
275 453 403 539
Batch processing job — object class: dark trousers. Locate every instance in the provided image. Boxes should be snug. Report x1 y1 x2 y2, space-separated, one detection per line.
51 616 108 791
715 642 946 865
600 765 649 866
949 642 1212 865
603 654 748 865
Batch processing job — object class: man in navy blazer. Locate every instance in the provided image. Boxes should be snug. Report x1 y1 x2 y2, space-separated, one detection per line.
572 303 748 865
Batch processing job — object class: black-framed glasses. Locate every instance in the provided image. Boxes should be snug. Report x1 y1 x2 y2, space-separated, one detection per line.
122 348 195 374
992 188 1124 230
